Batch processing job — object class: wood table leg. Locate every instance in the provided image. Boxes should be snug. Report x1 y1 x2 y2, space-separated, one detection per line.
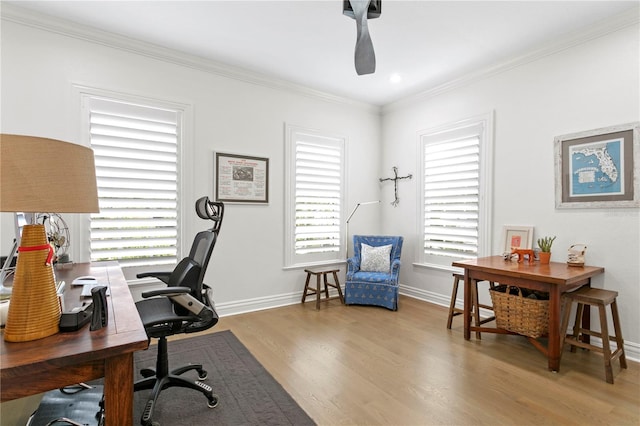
322 273 330 299
301 272 311 303
463 271 471 340
548 286 561 372
582 295 591 345
104 352 134 426
315 273 321 310
332 271 345 304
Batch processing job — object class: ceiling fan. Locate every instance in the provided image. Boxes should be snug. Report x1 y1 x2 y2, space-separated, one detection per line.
343 0 382 75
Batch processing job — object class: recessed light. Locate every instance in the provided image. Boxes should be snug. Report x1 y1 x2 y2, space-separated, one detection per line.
389 73 403 84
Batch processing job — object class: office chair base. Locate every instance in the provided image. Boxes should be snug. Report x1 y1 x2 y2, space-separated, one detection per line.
135 337 218 425
135 374 218 425
139 364 208 381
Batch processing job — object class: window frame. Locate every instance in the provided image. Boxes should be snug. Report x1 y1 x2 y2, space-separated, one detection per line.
284 123 347 269
416 112 494 270
75 85 193 280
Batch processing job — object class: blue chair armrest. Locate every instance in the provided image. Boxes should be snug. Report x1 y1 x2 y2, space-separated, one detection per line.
346 256 360 278
387 259 401 284
391 259 401 272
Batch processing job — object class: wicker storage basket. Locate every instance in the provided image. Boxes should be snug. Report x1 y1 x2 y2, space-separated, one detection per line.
489 285 549 338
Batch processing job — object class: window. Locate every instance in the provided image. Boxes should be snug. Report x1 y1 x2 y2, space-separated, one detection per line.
418 113 493 268
83 95 183 275
285 124 346 267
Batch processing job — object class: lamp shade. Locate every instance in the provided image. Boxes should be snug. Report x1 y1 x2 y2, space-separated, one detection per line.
0 134 99 213
0 134 100 342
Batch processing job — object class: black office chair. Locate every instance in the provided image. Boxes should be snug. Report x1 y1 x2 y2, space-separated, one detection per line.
133 197 224 426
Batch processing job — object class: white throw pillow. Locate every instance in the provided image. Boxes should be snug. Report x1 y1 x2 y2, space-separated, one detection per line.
360 243 392 272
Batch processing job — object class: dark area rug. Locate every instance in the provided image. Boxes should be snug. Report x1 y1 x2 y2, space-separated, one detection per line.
133 330 315 426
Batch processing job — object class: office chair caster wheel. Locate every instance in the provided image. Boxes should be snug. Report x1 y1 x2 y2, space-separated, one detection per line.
197 368 208 380
207 394 219 409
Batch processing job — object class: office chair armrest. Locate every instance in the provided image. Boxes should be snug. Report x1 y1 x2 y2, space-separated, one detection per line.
136 271 172 284
141 286 191 299
141 287 214 324
169 292 213 322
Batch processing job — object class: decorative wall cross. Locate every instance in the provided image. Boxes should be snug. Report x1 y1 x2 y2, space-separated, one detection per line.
379 166 412 207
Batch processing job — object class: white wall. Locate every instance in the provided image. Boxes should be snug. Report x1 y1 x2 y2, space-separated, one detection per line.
381 23 640 356
1 9 638 356
0 18 382 314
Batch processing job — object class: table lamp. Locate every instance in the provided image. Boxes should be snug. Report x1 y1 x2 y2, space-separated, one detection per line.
0 134 99 342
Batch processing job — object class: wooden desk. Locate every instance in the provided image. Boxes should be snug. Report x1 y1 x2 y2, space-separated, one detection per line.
452 256 604 372
1 261 148 426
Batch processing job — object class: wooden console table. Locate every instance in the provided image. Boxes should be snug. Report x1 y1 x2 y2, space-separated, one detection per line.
1 261 148 425
452 256 604 372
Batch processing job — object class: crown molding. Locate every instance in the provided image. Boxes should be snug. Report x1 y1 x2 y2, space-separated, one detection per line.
1 3 381 115
383 6 640 115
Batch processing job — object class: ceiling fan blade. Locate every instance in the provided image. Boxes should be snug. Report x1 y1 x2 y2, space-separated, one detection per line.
349 0 376 75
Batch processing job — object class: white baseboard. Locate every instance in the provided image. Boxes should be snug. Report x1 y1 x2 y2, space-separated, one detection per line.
214 292 301 316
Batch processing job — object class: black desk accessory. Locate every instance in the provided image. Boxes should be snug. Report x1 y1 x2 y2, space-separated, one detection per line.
90 285 108 331
59 302 93 332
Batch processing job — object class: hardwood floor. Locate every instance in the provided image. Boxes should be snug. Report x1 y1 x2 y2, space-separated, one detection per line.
202 295 640 425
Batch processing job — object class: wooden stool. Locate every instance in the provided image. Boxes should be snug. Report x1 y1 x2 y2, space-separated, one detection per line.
302 268 345 310
560 287 627 384
447 273 496 339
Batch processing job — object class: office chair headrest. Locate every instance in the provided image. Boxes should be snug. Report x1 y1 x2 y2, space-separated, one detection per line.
195 197 224 230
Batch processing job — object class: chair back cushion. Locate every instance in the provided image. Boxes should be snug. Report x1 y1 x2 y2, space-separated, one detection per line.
353 235 403 267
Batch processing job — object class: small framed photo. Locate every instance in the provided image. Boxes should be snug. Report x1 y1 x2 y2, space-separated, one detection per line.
501 225 534 253
214 152 269 204
555 122 639 209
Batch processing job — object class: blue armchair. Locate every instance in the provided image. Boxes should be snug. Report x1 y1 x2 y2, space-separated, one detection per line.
345 235 403 311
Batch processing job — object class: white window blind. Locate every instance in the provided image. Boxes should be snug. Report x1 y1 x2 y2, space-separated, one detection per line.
88 97 181 269
424 136 480 258
285 125 345 267
419 115 493 267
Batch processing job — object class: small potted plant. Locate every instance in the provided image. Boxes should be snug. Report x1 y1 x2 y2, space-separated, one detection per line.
537 236 556 264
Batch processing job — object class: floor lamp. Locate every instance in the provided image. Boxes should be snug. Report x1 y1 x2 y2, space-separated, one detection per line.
345 200 380 258
0 134 99 342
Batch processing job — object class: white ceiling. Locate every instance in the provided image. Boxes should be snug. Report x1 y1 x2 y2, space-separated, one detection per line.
5 1 639 106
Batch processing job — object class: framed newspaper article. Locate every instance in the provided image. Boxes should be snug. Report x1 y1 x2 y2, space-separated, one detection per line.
215 152 269 204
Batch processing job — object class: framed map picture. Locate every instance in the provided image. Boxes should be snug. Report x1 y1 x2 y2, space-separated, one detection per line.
554 122 639 208
215 152 269 204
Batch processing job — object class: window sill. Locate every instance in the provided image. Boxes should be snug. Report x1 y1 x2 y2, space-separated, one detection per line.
283 259 346 271
412 262 463 274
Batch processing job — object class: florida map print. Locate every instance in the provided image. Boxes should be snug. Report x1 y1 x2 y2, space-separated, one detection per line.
569 137 623 197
